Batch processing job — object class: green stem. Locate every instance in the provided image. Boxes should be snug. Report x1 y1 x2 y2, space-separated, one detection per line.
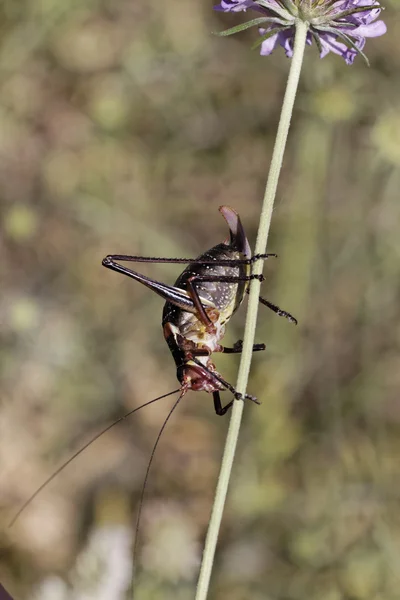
195 19 308 600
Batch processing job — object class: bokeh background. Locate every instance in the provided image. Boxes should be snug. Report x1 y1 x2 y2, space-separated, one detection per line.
1 1 400 598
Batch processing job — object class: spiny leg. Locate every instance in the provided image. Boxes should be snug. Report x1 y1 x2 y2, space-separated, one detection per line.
102 254 277 266
213 391 234 416
102 258 268 319
243 288 297 325
175 347 241 415
252 253 277 262
190 356 260 405
257 294 298 325
187 274 264 327
103 256 209 314
220 340 266 354
189 340 265 357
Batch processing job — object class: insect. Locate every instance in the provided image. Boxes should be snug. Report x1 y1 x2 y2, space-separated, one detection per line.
10 206 296 572
102 205 297 416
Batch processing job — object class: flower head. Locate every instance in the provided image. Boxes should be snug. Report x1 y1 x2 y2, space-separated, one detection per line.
214 0 386 64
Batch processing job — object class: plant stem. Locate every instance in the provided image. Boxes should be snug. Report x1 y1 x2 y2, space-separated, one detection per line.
195 20 308 600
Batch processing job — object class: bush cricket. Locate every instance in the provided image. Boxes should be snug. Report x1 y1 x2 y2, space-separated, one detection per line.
10 205 297 579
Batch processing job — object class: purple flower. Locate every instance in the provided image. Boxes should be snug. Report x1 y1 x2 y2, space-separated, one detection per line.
214 0 386 64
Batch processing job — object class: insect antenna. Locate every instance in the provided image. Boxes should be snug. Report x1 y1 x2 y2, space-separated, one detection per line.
9 388 181 528
131 389 185 589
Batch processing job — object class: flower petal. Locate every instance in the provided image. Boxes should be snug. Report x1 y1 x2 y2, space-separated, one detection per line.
346 0 383 25
281 31 295 57
259 28 280 55
214 0 261 13
351 20 387 38
318 32 351 60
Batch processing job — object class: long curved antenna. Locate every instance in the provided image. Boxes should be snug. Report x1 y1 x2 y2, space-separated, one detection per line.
9 388 181 527
131 390 185 592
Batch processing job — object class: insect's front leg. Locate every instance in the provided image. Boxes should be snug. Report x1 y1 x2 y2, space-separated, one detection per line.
213 391 234 416
190 356 261 406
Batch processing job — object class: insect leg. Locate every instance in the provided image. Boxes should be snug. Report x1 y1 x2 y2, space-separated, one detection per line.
250 253 277 262
102 254 276 266
103 254 196 264
186 274 265 327
220 340 266 353
213 391 234 416
257 294 298 325
191 356 260 405
103 256 208 313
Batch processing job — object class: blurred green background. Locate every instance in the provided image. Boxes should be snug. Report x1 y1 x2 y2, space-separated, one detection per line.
1 1 400 598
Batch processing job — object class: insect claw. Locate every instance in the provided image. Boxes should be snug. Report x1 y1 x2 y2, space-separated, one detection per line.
271 306 298 325
250 274 265 282
281 312 298 325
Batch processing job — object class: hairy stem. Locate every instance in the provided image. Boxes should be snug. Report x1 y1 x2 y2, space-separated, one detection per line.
195 19 308 600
